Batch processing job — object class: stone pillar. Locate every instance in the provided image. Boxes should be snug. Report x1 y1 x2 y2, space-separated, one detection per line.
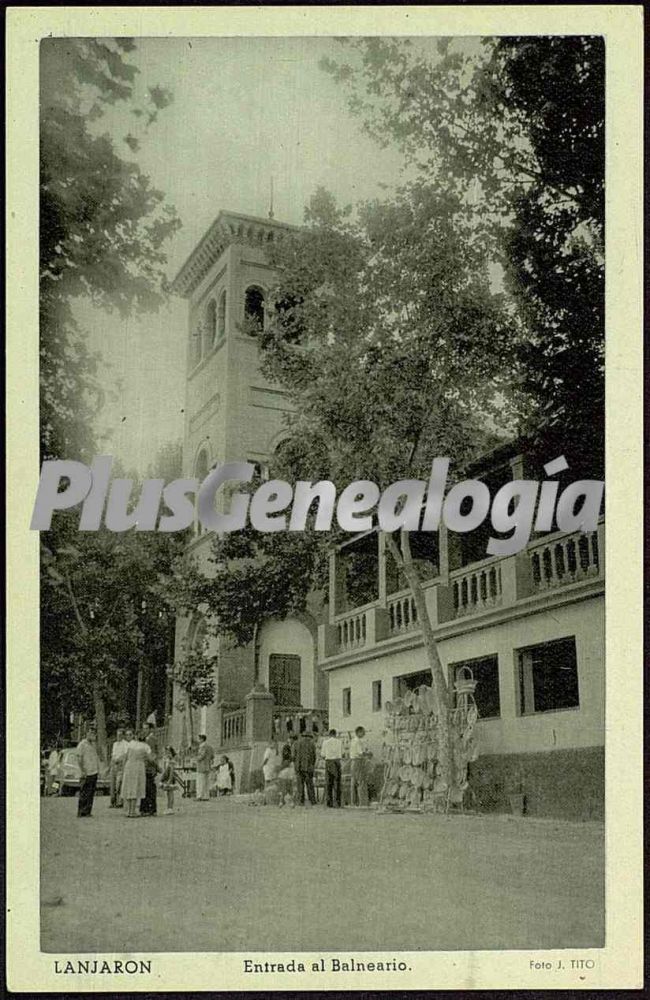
330 550 347 619
245 685 275 743
378 532 387 606
438 525 450 583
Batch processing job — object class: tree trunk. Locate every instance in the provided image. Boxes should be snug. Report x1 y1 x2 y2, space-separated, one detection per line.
135 665 143 731
92 680 108 764
187 696 194 744
384 530 453 785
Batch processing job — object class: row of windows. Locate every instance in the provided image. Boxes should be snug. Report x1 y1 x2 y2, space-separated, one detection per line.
341 637 580 720
189 285 267 369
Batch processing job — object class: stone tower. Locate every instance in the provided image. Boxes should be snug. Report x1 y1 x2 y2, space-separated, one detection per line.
168 210 327 781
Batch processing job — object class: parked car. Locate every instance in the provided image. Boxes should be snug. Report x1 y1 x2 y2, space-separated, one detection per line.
50 747 110 796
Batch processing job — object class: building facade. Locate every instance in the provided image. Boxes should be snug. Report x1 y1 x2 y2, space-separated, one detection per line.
320 491 604 820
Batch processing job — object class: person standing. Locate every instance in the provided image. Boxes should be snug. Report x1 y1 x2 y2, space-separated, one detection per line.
350 726 372 807
215 755 233 796
320 729 343 808
195 734 214 801
121 728 150 818
44 745 60 796
159 747 179 815
226 755 236 793
293 730 316 806
262 741 280 786
109 728 128 808
140 724 159 816
75 729 99 818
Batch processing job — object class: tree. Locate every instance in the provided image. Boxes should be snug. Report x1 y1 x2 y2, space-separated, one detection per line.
171 646 217 746
39 40 181 748
40 37 180 461
321 36 605 476
41 515 184 755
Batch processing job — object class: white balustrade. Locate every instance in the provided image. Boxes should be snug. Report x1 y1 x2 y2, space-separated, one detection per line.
336 610 368 652
451 562 503 618
387 592 419 635
529 530 599 592
221 708 246 747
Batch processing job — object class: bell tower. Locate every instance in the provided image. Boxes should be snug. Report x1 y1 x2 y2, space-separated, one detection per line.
169 210 300 746
172 210 298 488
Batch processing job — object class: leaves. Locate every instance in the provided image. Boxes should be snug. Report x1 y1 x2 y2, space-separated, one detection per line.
39 38 181 461
321 36 605 476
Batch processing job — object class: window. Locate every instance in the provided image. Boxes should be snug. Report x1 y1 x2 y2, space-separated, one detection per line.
450 654 500 719
393 670 432 699
217 290 226 341
372 680 382 712
244 285 265 331
206 299 218 349
342 687 351 717
194 449 209 483
268 654 301 707
517 637 579 715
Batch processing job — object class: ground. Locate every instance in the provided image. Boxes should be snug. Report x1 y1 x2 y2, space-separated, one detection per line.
41 793 604 953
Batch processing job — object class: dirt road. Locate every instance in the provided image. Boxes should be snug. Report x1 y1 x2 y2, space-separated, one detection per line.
41 794 604 953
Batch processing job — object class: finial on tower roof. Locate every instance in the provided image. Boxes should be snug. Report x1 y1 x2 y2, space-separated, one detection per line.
268 176 274 220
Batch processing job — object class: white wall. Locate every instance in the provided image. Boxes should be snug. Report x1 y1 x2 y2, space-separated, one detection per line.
258 618 316 708
327 597 605 757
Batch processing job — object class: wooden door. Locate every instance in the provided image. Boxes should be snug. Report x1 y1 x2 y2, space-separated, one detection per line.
268 654 301 707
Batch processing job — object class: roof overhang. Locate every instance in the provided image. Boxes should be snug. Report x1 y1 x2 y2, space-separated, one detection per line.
171 210 299 298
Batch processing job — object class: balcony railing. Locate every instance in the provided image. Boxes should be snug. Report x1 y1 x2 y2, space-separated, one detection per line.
221 707 246 748
387 591 419 635
528 529 600 592
320 522 604 661
336 608 368 652
450 559 503 619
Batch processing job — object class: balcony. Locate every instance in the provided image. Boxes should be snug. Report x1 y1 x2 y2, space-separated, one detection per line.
319 522 604 664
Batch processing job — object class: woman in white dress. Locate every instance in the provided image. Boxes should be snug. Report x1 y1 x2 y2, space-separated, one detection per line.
215 755 232 796
120 729 151 817
261 741 280 785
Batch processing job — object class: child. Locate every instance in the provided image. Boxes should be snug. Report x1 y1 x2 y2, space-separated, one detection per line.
160 746 179 815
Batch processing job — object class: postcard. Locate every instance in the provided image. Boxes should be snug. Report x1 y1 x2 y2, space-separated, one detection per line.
6 4 643 992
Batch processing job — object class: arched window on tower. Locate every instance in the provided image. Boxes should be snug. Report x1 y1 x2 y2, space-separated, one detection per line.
244 285 265 333
217 290 227 341
206 299 218 350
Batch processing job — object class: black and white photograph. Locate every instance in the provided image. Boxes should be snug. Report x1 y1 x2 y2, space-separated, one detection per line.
6 5 643 993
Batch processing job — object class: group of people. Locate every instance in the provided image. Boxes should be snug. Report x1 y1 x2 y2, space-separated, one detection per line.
260 725 373 808
73 726 237 818
74 724 174 818
66 722 371 816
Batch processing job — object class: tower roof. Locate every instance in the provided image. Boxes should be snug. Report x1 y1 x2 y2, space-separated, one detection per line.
171 210 299 298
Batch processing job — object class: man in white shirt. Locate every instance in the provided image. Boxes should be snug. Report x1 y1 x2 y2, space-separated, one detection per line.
75 729 100 817
109 727 129 808
349 726 372 807
320 729 343 808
